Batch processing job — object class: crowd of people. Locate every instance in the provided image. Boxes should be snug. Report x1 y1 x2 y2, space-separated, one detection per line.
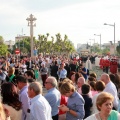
0 54 120 120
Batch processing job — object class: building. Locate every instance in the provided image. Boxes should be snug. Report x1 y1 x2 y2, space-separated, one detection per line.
15 35 29 43
77 43 90 55
4 40 15 50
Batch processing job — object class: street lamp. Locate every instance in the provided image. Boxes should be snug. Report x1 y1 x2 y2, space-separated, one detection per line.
26 14 37 57
89 39 95 53
94 34 101 50
104 22 115 55
22 34 25 49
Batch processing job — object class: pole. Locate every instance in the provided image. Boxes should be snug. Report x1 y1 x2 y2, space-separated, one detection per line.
94 39 95 52
26 14 36 58
104 22 116 55
94 34 101 50
30 14 34 57
19 39 20 50
114 23 115 55
100 34 101 50
23 38 24 49
89 39 95 53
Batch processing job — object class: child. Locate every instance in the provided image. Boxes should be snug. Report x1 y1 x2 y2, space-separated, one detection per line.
81 84 92 119
34 65 39 80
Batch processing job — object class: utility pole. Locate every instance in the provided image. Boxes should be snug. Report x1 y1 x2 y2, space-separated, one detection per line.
94 34 101 50
26 14 37 57
104 22 115 55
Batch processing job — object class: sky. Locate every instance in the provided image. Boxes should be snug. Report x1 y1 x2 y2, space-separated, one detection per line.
0 0 120 48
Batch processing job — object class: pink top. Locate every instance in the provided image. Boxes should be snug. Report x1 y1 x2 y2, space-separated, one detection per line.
91 90 98 97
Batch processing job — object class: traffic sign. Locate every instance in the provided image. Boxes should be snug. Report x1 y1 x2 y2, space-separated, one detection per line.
15 49 20 54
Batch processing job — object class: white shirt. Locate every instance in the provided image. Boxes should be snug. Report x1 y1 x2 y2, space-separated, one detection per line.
29 94 52 120
85 111 120 120
95 57 100 67
103 81 119 110
92 93 101 114
21 64 27 73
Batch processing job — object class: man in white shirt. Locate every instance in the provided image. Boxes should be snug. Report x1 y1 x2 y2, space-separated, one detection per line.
28 82 52 120
101 73 119 110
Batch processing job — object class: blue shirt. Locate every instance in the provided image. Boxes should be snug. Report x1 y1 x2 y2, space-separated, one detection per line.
19 85 30 120
57 69 67 79
66 91 85 120
44 88 61 116
29 94 52 120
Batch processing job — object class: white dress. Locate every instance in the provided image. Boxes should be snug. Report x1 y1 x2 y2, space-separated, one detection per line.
95 57 100 67
3 104 22 120
85 60 92 70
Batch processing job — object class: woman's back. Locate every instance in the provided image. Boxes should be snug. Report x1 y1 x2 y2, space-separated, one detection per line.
3 104 22 120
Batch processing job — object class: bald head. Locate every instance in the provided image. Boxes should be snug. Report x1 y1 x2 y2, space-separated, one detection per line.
101 73 110 85
77 77 85 88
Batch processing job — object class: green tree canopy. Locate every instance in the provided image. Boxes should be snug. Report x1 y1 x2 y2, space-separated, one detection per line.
12 37 31 54
0 36 8 56
0 44 8 56
12 33 76 55
0 36 4 44
38 33 76 55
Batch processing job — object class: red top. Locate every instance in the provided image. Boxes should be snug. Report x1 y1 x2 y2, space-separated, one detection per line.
99 58 104 66
104 59 110 67
59 95 68 115
110 60 118 74
99 58 104 69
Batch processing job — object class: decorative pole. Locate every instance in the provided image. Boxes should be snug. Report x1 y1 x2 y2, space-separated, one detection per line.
26 14 37 57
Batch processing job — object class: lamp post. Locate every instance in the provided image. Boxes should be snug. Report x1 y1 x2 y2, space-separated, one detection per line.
104 22 115 55
22 34 25 50
26 14 37 57
17 34 21 53
94 34 101 50
89 39 95 52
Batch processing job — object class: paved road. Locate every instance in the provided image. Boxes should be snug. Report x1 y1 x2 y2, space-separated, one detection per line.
90 64 111 80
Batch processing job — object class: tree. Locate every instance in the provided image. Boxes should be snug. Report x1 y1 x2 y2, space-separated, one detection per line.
12 37 31 54
0 44 8 56
37 33 75 56
0 36 8 56
0 36 4 44
102 48 110 55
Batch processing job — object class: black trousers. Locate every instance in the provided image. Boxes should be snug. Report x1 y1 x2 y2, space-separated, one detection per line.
52 114 58 120
103 67 109 73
